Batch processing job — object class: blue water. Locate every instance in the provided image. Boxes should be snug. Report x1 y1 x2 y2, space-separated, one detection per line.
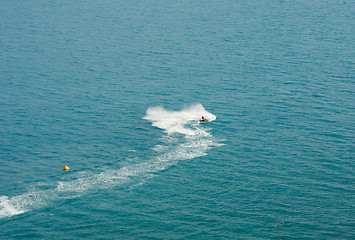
1 0 354 239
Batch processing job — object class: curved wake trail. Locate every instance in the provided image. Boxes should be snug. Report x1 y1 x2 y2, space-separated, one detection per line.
0 104 219 219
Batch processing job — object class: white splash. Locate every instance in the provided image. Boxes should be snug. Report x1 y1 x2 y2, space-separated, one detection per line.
143 103 216 135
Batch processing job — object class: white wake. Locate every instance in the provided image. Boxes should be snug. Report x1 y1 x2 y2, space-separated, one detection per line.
0 104 219 219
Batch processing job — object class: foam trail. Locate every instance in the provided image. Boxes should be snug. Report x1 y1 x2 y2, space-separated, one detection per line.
0 104 219 219
0 196 25 218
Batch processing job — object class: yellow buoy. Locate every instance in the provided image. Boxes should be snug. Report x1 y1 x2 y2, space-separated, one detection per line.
62 165 70 170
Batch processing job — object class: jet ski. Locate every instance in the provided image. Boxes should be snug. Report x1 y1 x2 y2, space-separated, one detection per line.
199 117 208 122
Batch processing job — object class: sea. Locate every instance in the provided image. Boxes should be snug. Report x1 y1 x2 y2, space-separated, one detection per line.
0 0 354 239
